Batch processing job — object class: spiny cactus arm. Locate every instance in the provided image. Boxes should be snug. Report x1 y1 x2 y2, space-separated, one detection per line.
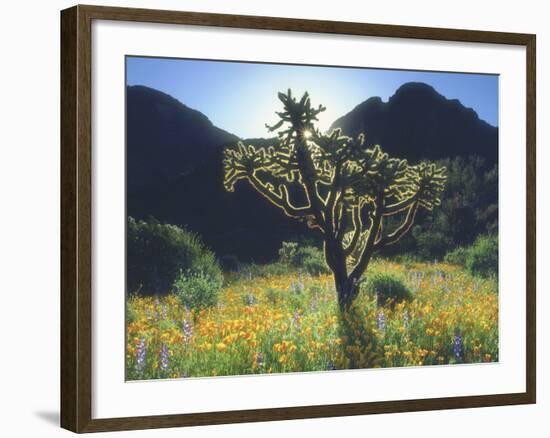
223 142 314 220
341 204 363 257
383 192 420 215
223 142 269 191
246 172 314 219
341 148 413 278
374 202 419 248
414 162 448 210
295 145 327 230
348 193 385 282
323 161 344 236
266 89 325 145
325 190 340 234
375 162 446 248
279 184 316 217
263 89 329 230
224 141 302 187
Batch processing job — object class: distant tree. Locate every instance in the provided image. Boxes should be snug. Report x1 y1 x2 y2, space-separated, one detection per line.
401 156 498 260
223 90 446 310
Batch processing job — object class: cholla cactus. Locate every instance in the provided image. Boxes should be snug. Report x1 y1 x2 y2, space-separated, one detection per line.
278 241 298 264
224 90 446 310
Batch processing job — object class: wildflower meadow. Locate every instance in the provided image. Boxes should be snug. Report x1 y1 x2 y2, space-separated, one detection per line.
125 69 500 381
126 259 498 380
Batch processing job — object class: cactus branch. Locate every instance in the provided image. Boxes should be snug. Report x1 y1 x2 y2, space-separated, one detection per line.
375 202 419 249
222 90 446 310
247 172 314 220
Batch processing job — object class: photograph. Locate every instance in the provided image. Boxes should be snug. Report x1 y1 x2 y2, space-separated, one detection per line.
0 0 543 435
125 57 499 380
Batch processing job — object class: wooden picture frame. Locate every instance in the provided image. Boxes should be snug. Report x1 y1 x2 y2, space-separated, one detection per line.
61 4 536 433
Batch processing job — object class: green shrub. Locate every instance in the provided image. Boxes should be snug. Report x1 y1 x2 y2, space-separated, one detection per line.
466 234 498 278
278 242 330 276
126 302 137 324
288 278 307 310
241 292 257 306
174 270 222 309
278 241 298 264
444 246 469 266
365 272 413 307
127 217 222 295
289 294 306 311
302 252 331 275
265 287 284 305
291 246 317 266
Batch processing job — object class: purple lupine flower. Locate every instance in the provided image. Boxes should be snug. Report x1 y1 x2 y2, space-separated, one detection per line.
377 311 386 333
243 293 256 306
290 277 304 295
291 309 301 329
135 338 146 374
297 275 306 293
182 319 193 345
159 343 169 373
410 272 422 292
453 330 464 361
403 310 410 329
310 295 318 312
256 352 264 370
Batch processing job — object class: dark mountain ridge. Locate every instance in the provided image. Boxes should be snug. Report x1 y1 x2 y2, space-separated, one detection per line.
126 85 301 261
330 82 498 165
127 85 239 192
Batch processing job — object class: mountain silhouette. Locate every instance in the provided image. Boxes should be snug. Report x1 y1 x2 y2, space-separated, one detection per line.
330 82 498 165
127 83 498 261
127 85 306 261
127 85 239 192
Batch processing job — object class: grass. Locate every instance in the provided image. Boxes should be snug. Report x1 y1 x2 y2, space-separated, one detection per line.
126 259 498 380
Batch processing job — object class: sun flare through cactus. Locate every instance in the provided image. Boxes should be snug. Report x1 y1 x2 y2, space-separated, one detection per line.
223 90 447 310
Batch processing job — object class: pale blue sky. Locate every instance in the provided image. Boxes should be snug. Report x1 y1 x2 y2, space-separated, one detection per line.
127 56 498 139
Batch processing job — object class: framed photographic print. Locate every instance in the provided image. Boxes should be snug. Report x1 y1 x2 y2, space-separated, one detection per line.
60 4 536 433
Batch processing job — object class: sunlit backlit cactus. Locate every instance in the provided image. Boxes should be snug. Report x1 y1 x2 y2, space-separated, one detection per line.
224 90 446 310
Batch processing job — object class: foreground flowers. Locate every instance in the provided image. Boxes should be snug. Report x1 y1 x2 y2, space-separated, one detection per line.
126 260 498 380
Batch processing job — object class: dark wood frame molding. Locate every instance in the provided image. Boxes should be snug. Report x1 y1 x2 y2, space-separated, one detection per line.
61 4 536 433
